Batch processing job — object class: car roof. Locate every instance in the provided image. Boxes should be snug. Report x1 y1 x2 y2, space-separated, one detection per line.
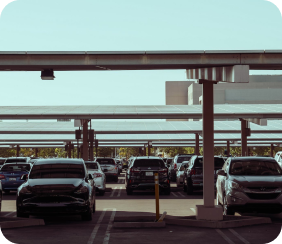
231 156 277 161
34 158 84 165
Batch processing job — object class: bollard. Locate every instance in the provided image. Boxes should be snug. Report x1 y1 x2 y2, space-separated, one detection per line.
155 173 160 221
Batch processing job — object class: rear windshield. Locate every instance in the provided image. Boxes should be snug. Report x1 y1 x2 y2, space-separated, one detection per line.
180 162 188 171
133 159 165 168
177 156 193 163
167 159 173 164
85 163 98 170
230 160 282 176
1 164 30 172
29 164 85 179
194 157 225 168
6 159 27 163
96 158 115 165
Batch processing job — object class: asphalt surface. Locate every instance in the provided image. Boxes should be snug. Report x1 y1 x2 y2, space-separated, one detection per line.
1 172 282 244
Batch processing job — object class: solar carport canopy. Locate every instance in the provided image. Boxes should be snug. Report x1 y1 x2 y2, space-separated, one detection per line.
0 104 282 119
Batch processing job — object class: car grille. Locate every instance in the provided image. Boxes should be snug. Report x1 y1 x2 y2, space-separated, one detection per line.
31 185 75 195
246 193 280 200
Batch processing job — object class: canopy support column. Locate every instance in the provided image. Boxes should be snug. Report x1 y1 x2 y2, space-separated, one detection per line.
196 79 222 221
240 119 248 156
68 142 72 158
82 120 89 161
16 145 20 157
271 144 274 157
226 141 230 156
35 148 38 157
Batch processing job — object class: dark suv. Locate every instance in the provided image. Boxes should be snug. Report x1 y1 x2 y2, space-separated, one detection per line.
183 155 225 195
125 156 170 195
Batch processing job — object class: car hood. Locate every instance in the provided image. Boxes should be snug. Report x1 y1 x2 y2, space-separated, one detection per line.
27 178 84 188
230 175 282 187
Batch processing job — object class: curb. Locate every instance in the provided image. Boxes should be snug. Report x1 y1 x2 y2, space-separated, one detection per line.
113 221 165 229
165 215 271 229
0 217 45 229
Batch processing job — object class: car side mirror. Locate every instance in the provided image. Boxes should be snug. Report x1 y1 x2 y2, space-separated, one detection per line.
21 174 28 181
216 169 227 176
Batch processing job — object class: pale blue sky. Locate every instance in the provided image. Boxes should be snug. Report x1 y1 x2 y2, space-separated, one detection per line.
0 0 282 106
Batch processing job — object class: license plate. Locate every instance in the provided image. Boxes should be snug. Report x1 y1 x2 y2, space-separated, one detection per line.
145 172 153 176
9 178 16 181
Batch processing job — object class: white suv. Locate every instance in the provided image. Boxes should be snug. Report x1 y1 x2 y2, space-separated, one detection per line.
95 158 119 182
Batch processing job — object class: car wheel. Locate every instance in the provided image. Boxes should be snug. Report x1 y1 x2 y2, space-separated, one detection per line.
164 188 171 195
81 207 93 221
99 190 105 196
223 195 235 215
17 211 29 218
4 190 10 194
126 188 133 195
114 176 118 182
186 180 193 195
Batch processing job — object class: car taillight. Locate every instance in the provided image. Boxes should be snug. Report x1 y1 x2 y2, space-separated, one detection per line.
174 163 177 169
0 174 6 180
94 173 102 178
190 169 196 175
130 168 140 173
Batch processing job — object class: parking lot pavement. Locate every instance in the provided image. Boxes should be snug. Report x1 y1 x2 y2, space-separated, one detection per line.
1 173 282 244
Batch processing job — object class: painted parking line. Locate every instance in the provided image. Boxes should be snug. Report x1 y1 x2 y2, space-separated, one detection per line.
178 192 185 197
171 192 178 197
3 211 16 217
229 229 250 244
110 187 117 197
117 187 122 197
190 208 196 213
216 229 235 244
103 209 116 244
87 209 107 244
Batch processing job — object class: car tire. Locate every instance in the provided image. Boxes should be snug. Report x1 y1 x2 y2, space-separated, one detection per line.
4 190 10 194
17 211 29 218
81 207 93 221
186 180 193 195
99 190 105 196
164 188 171 195
114 176 118 182
126 188 133 195
223 195 235 215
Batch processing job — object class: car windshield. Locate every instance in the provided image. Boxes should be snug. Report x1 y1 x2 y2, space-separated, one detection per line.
6 159 27 163
133 159 165 168
177 156 192 163
194 157 225 168
1 164 30 172
29 163 85 179
229 160 282 176
85 163 98 170
96 158 115 165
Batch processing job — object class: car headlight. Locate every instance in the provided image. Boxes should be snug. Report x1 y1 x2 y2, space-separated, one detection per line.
74 185 88 194
227 181 244 191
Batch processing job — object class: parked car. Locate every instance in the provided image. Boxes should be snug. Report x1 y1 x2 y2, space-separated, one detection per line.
176 161 189 187
17 158 96 220
183 155 225 195
216 156 282 215
85 161 106 196
170 154 194 182
0 158 6 167
125 156 170 195
275 154 282 168
5 157 31 164
95 157 119 182
115 159 123 174
274 151 282 162
0 181 2 212
0 162 32 194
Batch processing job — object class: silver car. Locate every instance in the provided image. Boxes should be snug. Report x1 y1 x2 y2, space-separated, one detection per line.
216 156 282 215
95 158 119 182
176 161 189 187
85 161 106 196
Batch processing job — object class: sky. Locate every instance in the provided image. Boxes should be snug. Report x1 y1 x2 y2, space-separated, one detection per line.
0 0 282 106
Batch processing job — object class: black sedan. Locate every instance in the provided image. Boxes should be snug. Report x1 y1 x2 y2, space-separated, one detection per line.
17 159 96 221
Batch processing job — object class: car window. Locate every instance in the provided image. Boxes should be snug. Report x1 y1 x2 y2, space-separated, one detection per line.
96 158 115 165
177 156 192 163
1 164 30 172
193 157 225 168
85 163 98 170
133 159 165 168
229 160 282 176
6 159 27 163
29 163 85 179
